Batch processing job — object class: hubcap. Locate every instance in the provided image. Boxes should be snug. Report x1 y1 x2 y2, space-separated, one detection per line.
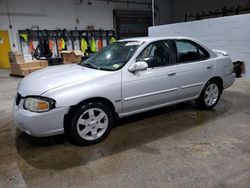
76 108 108 141
204 83 219 106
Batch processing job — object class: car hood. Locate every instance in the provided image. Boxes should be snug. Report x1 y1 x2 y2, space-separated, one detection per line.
18 64 112 96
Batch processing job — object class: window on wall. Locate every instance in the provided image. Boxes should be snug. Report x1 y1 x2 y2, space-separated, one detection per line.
175 40 210 63
137 40 172 68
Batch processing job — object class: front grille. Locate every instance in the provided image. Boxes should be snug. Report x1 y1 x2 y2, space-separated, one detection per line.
16 93 21 106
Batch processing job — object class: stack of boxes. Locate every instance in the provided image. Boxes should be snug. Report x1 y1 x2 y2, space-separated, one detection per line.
8 50 82 76
61 50 83 64
9 52 48 76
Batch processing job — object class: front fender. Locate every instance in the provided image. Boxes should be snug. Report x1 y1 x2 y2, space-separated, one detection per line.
41 72 122 114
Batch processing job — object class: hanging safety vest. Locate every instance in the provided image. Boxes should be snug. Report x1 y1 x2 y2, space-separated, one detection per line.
90 37 96 52
49 39 53 52
109 37 116 44
29 41 35 54
20 33 28 42
57 39 62 51
61 38 66 49
81 38 88 53
98 37 103 50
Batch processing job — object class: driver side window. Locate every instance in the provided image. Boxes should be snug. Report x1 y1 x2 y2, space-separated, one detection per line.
136 40 171 68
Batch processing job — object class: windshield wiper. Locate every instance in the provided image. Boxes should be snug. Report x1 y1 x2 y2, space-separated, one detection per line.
81 63 115 71
82 63 98 69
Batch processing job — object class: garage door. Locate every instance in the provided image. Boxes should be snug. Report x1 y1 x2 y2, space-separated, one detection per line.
114 9 152 39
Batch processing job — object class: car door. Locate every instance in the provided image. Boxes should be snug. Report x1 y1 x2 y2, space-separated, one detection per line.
174 40 214 100
121 40 179 114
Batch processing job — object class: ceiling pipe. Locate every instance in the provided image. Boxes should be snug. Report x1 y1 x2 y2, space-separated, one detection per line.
152 0 154 26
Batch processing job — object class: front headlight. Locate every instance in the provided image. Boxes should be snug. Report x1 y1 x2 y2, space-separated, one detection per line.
24 97 55 112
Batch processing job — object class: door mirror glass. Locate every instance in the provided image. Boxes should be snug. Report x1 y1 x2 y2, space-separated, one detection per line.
128 61 148 72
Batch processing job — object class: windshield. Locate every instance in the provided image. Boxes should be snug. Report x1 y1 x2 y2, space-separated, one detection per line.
80 41 143 71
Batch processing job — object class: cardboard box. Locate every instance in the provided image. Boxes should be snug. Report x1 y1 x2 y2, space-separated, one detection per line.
61 50 82 63
29 67 43 74
10 60 48 77
40 60 48 67
10 64 30 76
8 52 25 64
24 60 48 68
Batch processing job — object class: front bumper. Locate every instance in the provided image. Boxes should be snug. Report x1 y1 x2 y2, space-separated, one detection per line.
223 73 236 89
14 101 68 137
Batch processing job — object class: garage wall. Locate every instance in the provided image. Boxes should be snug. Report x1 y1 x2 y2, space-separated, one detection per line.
0 0 152 52
149 14 250 77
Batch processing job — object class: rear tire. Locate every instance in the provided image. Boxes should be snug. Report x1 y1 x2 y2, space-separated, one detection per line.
66 102 114 146
195 80 222 110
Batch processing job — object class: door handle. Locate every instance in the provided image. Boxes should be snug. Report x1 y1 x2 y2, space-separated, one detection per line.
206 65 213 70
167 72 176 76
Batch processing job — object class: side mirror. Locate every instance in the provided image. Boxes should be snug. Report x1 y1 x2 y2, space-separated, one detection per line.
128 61 148 73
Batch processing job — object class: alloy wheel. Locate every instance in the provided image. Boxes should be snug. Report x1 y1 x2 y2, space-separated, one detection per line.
204 83 219 106
76 108 109 141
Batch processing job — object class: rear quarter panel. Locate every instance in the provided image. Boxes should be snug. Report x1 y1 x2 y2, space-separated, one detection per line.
213 55 235 88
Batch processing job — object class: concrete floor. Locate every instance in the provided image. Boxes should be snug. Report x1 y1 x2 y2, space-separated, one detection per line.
0 69 250 188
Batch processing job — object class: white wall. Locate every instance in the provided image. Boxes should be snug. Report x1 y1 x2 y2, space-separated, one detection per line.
0 0 152 52
149 14 250 77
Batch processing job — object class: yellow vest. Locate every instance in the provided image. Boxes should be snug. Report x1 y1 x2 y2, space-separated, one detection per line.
109 37 116 44
90 37 96 52
81 38 88 53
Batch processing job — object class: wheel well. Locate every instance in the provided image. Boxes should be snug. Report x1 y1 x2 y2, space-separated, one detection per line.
63 97 117 130
208 77 223 91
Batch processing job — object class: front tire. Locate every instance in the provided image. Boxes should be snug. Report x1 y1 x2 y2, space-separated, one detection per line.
66 102 114 146
195 80 222 110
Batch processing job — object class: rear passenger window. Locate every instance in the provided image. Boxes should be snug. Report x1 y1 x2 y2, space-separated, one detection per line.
198 45 210 60
176 40 210 63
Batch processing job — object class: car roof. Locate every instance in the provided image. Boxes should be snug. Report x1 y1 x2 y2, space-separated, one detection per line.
119 36 216 58
119 36 197 43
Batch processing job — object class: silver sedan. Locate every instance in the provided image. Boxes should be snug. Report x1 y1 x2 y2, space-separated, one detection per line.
14 37 235 145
